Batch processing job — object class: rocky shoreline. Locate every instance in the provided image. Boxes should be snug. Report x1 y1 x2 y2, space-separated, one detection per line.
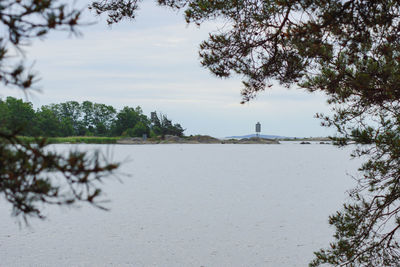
117 135 280 145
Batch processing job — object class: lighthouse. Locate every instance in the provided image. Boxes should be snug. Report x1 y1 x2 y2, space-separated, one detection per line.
255 122 261 137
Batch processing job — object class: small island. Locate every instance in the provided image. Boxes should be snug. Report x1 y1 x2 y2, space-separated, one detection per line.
1 97 330 145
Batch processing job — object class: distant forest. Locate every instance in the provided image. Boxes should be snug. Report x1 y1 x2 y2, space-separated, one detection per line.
0 97 184 138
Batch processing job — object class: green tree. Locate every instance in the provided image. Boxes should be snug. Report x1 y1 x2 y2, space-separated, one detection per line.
112 106 146 136
92 103 117 136
0 100 8 132
81 101 116 136
0 97 37 136
46 104 75 137
0 0 118 220
81 101 95 134
57 101 86 136
150 112 184 138
130 121 150 137
35 105 62 137
92 0 400 265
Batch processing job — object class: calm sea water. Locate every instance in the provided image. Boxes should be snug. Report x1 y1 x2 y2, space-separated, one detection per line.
0 143 362 266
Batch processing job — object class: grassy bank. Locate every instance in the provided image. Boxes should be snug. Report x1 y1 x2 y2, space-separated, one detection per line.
17 136 122 144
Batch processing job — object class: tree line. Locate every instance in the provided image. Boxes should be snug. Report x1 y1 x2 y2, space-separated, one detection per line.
0 97 184 138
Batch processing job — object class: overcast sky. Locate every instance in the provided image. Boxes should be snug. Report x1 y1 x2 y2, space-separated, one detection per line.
1 1 333 138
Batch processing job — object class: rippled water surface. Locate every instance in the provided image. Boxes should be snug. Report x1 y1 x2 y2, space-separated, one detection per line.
0 143 362 266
